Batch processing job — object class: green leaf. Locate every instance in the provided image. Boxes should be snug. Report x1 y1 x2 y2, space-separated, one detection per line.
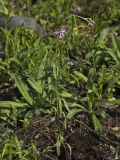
2 143 15 158
70 102 87 111
2 143 8 158
102 99 120 105
8 57 21 66
58 98 62 116
107 33 120 64
62 99 70 111
61 90 72 98
107 49 119 64
99 65 106 84
92 114 102 133
74 71 88 82
67 109 82 119
11 74 33 105
107 77 120 89
112 33 120 59
92 84 99 97
52 63 59 79
0 101 28 108
28 78 42 94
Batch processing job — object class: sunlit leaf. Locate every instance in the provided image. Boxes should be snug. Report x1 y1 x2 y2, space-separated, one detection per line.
11 74 33 105
74 71 88 82
67 109 82 119
61 90 72 98
92 114 102 133
0 101 28 108
112 33 120 59
28 78 42 94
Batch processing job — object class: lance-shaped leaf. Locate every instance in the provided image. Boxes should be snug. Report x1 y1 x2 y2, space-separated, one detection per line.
67 109 83 119
74 71 88 82
0 101 28 108
11 74 33 105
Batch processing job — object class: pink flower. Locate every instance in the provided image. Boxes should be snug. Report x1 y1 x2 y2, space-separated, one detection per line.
54 27 67 39
88 19 95 28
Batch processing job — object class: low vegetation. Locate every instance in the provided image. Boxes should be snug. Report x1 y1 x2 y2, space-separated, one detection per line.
0 0 120 159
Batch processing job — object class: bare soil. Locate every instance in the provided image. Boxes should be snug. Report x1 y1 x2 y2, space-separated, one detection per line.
17 108 120 160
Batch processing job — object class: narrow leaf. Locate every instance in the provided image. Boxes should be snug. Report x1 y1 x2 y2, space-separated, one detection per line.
11 74 33 105
0 101 28 108
74 71 88 82
28 78 42 94
92 114 102 133
61 90 72 98
67 109 82 119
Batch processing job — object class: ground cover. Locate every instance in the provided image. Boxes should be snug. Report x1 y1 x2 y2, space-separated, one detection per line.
0 0 120 159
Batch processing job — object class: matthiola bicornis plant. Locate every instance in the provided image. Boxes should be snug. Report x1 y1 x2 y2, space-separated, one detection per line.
54 27 67 39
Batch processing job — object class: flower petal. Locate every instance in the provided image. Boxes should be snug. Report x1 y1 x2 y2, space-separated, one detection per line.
61 27 67 33
54 31 59 35
59 33 66 39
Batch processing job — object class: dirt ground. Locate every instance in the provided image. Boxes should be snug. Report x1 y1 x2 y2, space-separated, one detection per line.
17 106 120 160
0 82 120 160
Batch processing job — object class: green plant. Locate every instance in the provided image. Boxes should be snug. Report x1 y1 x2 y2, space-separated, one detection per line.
0 132 38 160
0 0 120 159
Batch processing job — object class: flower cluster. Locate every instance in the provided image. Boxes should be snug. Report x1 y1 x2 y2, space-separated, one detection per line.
86 18 95 37
88 18 95 28
54 27 67 39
